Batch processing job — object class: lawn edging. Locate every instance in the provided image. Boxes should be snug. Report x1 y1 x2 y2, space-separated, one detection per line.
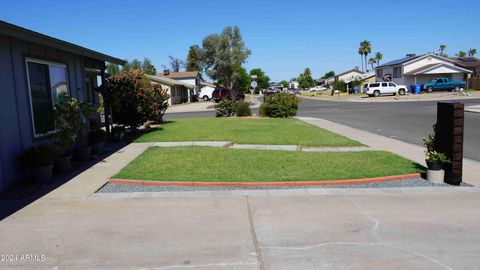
108 173 421 187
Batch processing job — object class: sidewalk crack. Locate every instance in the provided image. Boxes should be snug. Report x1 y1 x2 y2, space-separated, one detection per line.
245 196 265 270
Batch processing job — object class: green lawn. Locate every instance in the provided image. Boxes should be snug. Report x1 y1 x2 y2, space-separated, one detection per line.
135 118 362 146
114 147 423 182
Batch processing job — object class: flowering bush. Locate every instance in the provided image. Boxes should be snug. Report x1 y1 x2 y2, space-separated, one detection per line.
102 70 169 129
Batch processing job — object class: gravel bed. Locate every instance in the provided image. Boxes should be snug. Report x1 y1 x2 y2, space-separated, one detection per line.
97 178 471 193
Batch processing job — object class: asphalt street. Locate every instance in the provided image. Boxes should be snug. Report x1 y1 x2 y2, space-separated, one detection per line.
165 97 480 161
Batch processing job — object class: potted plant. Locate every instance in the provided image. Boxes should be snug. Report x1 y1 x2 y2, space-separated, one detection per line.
20 144 57 184
89 129 107 155
53 127 76 172
112 126 126 142
423 134 451 170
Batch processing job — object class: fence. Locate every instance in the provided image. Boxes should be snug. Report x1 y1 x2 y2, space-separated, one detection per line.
467 77 480 90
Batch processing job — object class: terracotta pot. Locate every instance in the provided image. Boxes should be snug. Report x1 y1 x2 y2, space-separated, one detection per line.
32 164 54 184
55 155 72 172
75 146 92 161
426 160 443 170
91 142 104 155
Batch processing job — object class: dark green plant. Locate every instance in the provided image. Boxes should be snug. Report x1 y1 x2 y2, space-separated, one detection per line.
259 103 268 117
425 151 451 163
20 144 57 168
236 102 251 117
333 80 347 92
262 93 300 118
215 99 239 117
89 129 107 145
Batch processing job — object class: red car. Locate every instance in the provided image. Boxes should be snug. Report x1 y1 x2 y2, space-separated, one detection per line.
212 88 245 103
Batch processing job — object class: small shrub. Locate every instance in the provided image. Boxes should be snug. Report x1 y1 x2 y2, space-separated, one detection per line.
20 144 57 168
333 80 347 92
215 99 238 117
259 103 268 117
88 129 107 145
236 102 251 117
262 93 300 118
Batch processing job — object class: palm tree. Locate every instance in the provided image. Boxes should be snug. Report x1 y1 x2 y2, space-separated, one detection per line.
360 40 372 72
358 47 364 72
458 51 467 57
469 48 477 56
439 45 447 55
374 52 383 67
368 58 376 70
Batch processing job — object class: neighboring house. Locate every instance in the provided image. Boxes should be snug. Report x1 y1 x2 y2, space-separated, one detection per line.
334 68 364 83
451 56 480 89
157 70 201 97
0 20 125 191
375 53 472 87
146 75 195 105
288 80 299 89
199 81 216 101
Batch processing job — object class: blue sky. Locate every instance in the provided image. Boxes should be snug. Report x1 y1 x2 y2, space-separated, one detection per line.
2 0 479 81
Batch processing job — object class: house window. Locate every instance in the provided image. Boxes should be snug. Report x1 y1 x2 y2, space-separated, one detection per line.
376 69 383 78
393 67 402 78
26 59 68 136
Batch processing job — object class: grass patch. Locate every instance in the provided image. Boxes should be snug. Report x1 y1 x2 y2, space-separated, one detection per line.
114 147 423 182
135 118 362 146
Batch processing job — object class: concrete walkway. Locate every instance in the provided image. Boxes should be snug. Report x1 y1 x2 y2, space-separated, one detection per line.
297 117 480 186
152 141 374 152
1 187 480 269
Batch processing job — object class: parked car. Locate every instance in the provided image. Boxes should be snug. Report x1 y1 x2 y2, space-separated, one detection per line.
198 87 215 101
365 82 408 97
287 89 300 95
308 85 327 92
212 88 245 103
422 78 465 92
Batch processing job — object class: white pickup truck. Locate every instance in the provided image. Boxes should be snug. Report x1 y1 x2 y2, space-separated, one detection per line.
308 86 327 92
365 82 408 97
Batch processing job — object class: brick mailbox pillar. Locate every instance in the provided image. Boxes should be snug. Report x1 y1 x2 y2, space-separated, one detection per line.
435 102 464 185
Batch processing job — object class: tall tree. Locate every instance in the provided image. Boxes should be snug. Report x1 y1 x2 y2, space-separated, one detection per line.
249 68 270 89
130 59 142 70
141 58 157 75
279 80 289 88
200 26 251 98
321 71 335 79
298 68 315 89
186 45 203 72
169 56 185 72
458 51 467 57
368 58 376 70
374 52 383 67
469 48 477 56
358 47 364 72
106 63 120 77
360 40 372 72
439 44 447 55
232 65 250 91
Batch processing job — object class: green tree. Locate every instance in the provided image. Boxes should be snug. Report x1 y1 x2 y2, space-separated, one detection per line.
186 45 203 72
279 80 289 88
368 58 376 70
374 52 383 67
360 40 372 72
298 68 315 89
141 58 157 75
199 26 251 96
130 59 142 70
106 63 120 77
458 51 467 57
169 56 185 72
249 68 270 89
232 65 250 91
439 44 447 55
469 48 477 56
321 71 335 79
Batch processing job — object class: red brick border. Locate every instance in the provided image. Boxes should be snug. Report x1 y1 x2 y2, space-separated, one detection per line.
108 173 421 187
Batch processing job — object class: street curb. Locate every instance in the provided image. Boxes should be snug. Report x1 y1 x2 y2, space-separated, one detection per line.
108 173 422 187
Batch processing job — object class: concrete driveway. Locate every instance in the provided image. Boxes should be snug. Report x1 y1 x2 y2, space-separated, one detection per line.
1 187 480 269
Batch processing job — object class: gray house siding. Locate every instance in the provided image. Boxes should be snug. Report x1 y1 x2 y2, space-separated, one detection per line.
0 35 89 191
